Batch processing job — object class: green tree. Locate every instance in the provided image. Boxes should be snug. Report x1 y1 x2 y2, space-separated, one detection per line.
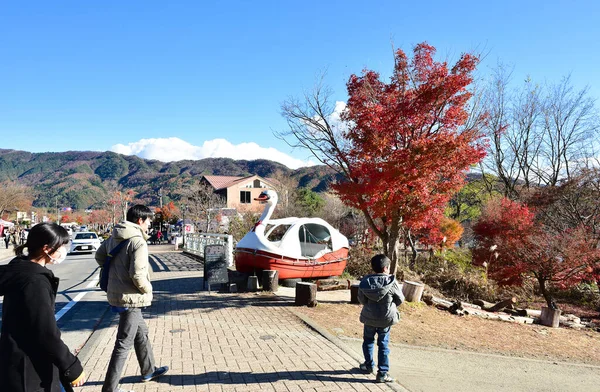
295 188 324 217
447 174 498 224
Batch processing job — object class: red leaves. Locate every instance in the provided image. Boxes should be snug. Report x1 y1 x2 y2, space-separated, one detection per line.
158 201 179 222
473 197 599 289
335 42 486 236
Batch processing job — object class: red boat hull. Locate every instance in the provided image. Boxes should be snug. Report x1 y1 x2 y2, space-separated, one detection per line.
235 247 349 279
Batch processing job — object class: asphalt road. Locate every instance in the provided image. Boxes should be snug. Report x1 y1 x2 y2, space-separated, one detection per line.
341 337 600 392
0 251 109 355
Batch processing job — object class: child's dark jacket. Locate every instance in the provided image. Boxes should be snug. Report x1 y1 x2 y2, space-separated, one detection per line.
358 273 404 328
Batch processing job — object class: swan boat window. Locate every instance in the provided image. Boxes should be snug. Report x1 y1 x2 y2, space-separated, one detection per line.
298 223 332 258
265 224 291 242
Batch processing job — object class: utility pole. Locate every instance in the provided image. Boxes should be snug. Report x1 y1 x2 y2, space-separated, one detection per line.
158 188 163 233
56 197 60 224
182 203 186 248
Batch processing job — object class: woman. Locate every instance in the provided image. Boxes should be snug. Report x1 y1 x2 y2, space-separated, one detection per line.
0 222 86 391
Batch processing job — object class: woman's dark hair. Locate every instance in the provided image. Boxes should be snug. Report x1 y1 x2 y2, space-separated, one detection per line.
126 204 153 224
14 223 70 258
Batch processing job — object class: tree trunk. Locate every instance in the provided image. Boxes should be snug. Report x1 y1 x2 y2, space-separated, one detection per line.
295 282 317 307
540 306 561 328
402 281 424 303
247 276 259 292
262 270 278 292
537 276 556 310
406 230 418 270
382 232 401 277
350 284 360 304
473 297 516 312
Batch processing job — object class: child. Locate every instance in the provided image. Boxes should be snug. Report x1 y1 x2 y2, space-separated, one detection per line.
358 254 404 383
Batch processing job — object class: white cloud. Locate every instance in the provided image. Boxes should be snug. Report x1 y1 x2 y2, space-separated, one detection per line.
110 137 316 170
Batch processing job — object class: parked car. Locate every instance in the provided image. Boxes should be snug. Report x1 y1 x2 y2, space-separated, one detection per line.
61 225 74 238
69 231 101 254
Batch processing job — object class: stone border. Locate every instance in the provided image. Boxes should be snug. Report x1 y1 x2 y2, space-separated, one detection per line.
75 304 116 364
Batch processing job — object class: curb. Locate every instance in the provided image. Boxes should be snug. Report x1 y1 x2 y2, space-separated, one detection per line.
281 298 411 391
75 304 117 364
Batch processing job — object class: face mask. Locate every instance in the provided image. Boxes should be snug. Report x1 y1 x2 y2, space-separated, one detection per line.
48 247 67 265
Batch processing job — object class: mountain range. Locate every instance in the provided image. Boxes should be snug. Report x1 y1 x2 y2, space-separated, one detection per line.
0 149 338 211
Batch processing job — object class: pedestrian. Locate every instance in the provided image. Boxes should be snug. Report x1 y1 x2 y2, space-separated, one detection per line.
96 204 168 392
21 228 28 245
0 222 86 391
358 254 404 383
3 233 9 249
156 229 162 244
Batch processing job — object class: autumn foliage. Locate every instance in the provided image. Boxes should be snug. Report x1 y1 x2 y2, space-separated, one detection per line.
473 197 598 308
157 201 179 224
333 43 487 270
415 216 464 250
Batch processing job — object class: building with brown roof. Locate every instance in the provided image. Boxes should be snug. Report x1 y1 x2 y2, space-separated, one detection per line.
201 175 276 210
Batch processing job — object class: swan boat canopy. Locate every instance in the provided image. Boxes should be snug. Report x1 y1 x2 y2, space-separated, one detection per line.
235 190 349 279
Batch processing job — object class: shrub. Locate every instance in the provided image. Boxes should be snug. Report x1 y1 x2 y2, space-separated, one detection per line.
345 243 381 279
421 267 496 302
549 282 600 308
227 211 259 243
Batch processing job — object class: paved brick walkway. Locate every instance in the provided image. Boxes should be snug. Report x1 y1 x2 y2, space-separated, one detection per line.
75 252 400 392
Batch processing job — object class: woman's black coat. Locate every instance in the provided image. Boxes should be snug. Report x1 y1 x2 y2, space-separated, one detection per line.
0 257 83 391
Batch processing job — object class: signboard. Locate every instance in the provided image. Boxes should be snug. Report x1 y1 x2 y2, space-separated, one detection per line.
203 244 228 292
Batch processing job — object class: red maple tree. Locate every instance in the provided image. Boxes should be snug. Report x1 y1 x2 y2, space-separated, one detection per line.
89 209 111 226
158 202 179 224
473 197 597 309
333 43 487 272
419 216 464 250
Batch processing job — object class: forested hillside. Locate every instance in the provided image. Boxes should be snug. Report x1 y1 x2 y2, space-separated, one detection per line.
0 149 338 210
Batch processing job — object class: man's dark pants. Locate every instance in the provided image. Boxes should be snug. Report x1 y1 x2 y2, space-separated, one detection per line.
102 308 155 392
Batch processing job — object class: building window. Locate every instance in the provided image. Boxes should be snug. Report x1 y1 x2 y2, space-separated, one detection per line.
253 179 261 188
240 191 251 204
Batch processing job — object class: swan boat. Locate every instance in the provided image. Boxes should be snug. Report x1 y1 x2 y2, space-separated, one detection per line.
235 190 349 279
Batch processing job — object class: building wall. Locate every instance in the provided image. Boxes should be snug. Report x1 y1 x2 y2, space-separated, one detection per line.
225 177 272 210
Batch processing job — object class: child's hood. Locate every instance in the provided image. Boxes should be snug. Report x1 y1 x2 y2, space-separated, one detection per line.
359 273 397 302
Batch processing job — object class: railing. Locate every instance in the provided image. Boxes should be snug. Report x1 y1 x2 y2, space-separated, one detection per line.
183 232 234 266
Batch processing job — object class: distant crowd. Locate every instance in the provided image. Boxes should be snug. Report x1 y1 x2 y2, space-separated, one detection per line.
1 226 28 249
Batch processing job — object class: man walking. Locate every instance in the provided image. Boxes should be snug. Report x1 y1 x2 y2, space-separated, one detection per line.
96 205 168 392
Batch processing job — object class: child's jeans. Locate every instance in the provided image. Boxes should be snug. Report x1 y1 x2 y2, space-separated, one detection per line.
362 325 391 374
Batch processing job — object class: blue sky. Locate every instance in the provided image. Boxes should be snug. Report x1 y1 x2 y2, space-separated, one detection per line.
1 1 598 169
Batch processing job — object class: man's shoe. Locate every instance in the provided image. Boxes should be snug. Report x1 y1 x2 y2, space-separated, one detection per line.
359 362 375 374
376 372 394 383
141 366 169 382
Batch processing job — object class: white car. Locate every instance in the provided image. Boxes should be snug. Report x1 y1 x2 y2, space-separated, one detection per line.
69 232 101 254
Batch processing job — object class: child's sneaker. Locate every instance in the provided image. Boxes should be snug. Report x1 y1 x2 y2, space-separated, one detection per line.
359 362 375 374
376 372 394 383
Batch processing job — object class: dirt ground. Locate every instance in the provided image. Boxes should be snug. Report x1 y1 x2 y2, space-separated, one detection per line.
293 299 600 365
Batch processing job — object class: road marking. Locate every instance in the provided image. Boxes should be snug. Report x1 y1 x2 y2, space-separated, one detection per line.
55 273 99 321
